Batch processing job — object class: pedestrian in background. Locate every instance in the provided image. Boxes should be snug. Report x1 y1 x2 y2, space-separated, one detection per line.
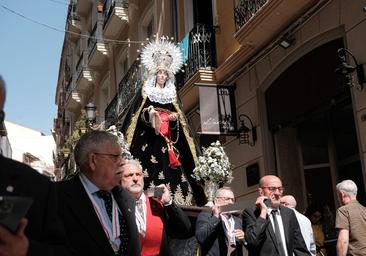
305 205 327 256
335 179 366 256
281 195 316 256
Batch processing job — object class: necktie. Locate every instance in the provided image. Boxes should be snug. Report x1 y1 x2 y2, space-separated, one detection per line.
97 190 113 220
117 212 128 255
271 210 286 256
136 199 146 236
136 199 144 215
97 190 128 255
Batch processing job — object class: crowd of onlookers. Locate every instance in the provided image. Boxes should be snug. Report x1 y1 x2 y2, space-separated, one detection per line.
1 75 366 256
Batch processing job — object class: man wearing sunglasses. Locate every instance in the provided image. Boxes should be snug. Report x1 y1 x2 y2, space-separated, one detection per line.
242 175 310 256
56 130 140 256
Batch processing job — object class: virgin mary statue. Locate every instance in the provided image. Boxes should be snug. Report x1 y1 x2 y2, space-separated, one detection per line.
121 37 205 206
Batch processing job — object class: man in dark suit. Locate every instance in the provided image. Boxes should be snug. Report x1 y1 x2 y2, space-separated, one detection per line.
196 186 245 256
242 175 310 256
120 159 191 256
56 130 140 256
0 76 70 256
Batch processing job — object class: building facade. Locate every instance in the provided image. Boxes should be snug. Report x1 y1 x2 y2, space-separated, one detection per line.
54 0 366 237
4 121 57 179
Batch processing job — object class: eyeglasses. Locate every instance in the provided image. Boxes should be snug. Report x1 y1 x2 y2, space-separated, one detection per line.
216 196 236 203
261 186 285 193
0 110 5 123
93 152 123 163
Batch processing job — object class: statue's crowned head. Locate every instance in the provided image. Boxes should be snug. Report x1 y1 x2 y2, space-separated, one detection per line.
141 36 183 76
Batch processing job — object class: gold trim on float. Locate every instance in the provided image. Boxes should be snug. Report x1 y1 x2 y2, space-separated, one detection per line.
125 81 148 147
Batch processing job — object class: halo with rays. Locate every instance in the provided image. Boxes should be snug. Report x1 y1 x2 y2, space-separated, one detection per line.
141 36 183 75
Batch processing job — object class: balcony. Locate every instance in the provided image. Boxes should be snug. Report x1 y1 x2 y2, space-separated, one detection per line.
54 117 61 133
104 57 146 128
75 50 94 93
88 22 109 69
176 24 217 111
103 0 129 39
64 80 82 111
66 4 81 42
234 0 317 46
177 24 217 89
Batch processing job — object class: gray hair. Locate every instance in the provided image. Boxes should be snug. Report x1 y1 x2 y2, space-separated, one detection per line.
74 130 120 167
336 179 358 196
122 159 143 173
215 186 234 198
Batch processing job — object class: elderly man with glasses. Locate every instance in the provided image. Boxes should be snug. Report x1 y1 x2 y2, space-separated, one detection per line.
242 175 311 256
56 130 140 256
196 186 245 255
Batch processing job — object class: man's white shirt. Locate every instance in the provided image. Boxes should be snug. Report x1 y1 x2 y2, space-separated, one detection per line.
291 208 316 256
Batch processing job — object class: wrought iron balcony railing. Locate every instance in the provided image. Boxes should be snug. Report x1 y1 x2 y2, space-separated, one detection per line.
104 57 146 128
176 23 217 89
104 93 118 129
66 3 78 21
75 52 84 82
64 79 72 103
234 0 268 31
87 23 97 53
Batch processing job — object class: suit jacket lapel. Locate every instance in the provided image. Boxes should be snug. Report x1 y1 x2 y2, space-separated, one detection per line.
265 209 281 253
112 186 141 255
233 216 241 230
65 177 114 255
112 186 137 236
280 206 291 250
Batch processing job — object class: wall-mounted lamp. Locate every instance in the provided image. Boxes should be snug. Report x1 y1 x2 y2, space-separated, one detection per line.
85 102 97 128
237 114 257 146
279 34 296 49
335 48 365 90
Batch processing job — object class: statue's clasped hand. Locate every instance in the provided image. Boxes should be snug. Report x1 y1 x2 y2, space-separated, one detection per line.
168 112 178 121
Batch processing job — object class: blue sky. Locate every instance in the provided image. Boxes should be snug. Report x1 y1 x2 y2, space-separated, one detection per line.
0 0 68 135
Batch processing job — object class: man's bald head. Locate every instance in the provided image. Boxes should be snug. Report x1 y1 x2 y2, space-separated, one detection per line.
280 195 297 209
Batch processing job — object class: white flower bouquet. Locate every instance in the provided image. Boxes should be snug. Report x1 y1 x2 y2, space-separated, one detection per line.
193 141 233 184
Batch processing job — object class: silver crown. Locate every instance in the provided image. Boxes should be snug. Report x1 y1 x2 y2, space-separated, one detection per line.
141 36 183 74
